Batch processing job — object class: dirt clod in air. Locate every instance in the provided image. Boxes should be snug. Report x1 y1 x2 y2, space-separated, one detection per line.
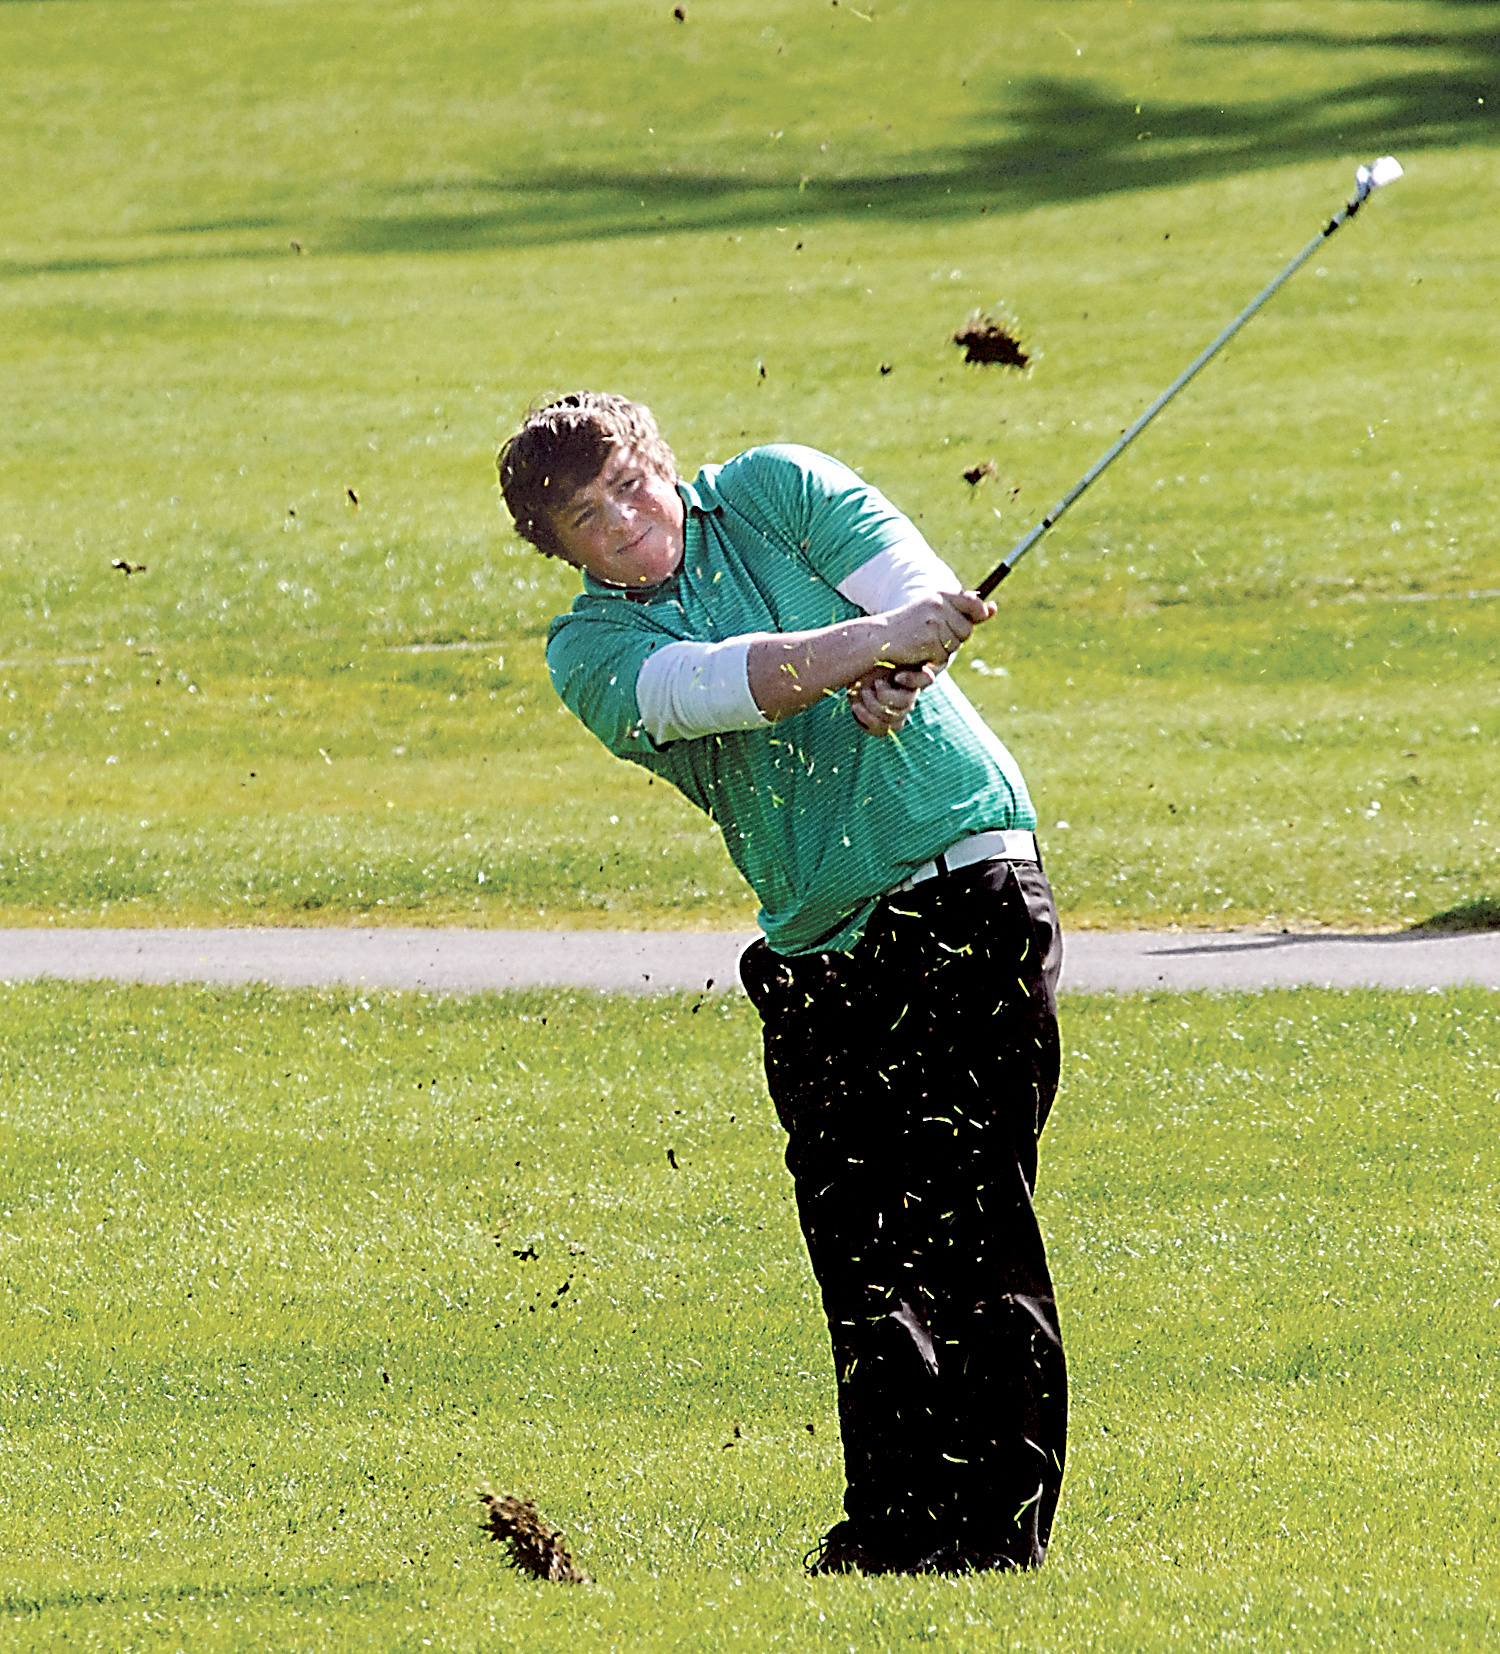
478 1490 587 1583
962 460 998 488
953 312 1030 369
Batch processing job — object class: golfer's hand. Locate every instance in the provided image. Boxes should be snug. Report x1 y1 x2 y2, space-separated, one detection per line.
848 664 935 736
847 591 993 735
748 589 993 727
877 590 995 669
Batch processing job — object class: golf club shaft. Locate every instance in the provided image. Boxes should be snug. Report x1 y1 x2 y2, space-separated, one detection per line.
975 166 1394 600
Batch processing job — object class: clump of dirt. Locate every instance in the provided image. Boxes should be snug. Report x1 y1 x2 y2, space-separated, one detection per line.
962 460 998 487
953 312 1030 369
478 1489 588 1583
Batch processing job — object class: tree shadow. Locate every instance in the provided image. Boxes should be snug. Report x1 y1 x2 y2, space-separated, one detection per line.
6 12 1498 277
1408 896 1500 933
310 44 1500 255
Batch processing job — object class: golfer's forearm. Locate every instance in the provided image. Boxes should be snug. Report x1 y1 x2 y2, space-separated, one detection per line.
747 617 899 721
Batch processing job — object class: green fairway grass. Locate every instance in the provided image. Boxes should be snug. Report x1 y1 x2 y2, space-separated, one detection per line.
2 0 1497 932
1 980 1496 1649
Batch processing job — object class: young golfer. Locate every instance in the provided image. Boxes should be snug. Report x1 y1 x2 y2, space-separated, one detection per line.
497 392 1066 1575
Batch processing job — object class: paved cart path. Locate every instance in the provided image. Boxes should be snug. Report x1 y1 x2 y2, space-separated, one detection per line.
3 926 1498 994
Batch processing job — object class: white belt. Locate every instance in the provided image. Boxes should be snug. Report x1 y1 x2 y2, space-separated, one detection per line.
893 829 1038 892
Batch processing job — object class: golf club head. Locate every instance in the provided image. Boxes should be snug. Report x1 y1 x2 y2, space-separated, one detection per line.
1354 155 1403 201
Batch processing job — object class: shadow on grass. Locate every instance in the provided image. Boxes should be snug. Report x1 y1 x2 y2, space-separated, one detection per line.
1409 896 1500 933
311 58 1500 256
6 14 1498 279
1147 910 1500 952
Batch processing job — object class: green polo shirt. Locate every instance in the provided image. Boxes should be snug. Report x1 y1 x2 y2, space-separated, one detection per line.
546 444 1036 955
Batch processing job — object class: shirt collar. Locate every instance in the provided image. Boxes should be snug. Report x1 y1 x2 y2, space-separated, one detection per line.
676 472 723 517
580 566 680 603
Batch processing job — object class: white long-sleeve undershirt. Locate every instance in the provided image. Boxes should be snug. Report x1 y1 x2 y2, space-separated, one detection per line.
633 540 961 745
834 539 961 617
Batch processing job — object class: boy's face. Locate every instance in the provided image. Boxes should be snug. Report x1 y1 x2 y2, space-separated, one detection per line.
550 446 684 587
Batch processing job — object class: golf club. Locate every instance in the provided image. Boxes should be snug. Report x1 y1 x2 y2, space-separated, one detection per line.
975 156 1404 599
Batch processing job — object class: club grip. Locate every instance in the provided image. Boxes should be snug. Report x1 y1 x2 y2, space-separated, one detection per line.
975 560 1013 601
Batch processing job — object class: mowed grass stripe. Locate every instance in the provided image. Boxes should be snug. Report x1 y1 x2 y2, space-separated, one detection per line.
2 0 1497 932
1 619 1495 932
1 982 1496 1649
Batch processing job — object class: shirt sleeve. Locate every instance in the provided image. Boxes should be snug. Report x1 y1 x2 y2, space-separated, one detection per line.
835 540 962 614
546 610 666 758
634 637 771 744
718 445 942 592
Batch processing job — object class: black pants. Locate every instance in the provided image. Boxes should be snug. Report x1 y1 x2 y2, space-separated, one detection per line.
739 856 1066 1568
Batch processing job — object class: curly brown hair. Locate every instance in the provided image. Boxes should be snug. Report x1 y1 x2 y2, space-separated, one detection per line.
496 392 678 560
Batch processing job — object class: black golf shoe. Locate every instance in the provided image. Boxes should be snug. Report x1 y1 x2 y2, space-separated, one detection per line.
804 1520 961 1578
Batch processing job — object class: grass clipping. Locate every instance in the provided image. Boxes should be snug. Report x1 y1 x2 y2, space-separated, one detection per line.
478 1489 588 1583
